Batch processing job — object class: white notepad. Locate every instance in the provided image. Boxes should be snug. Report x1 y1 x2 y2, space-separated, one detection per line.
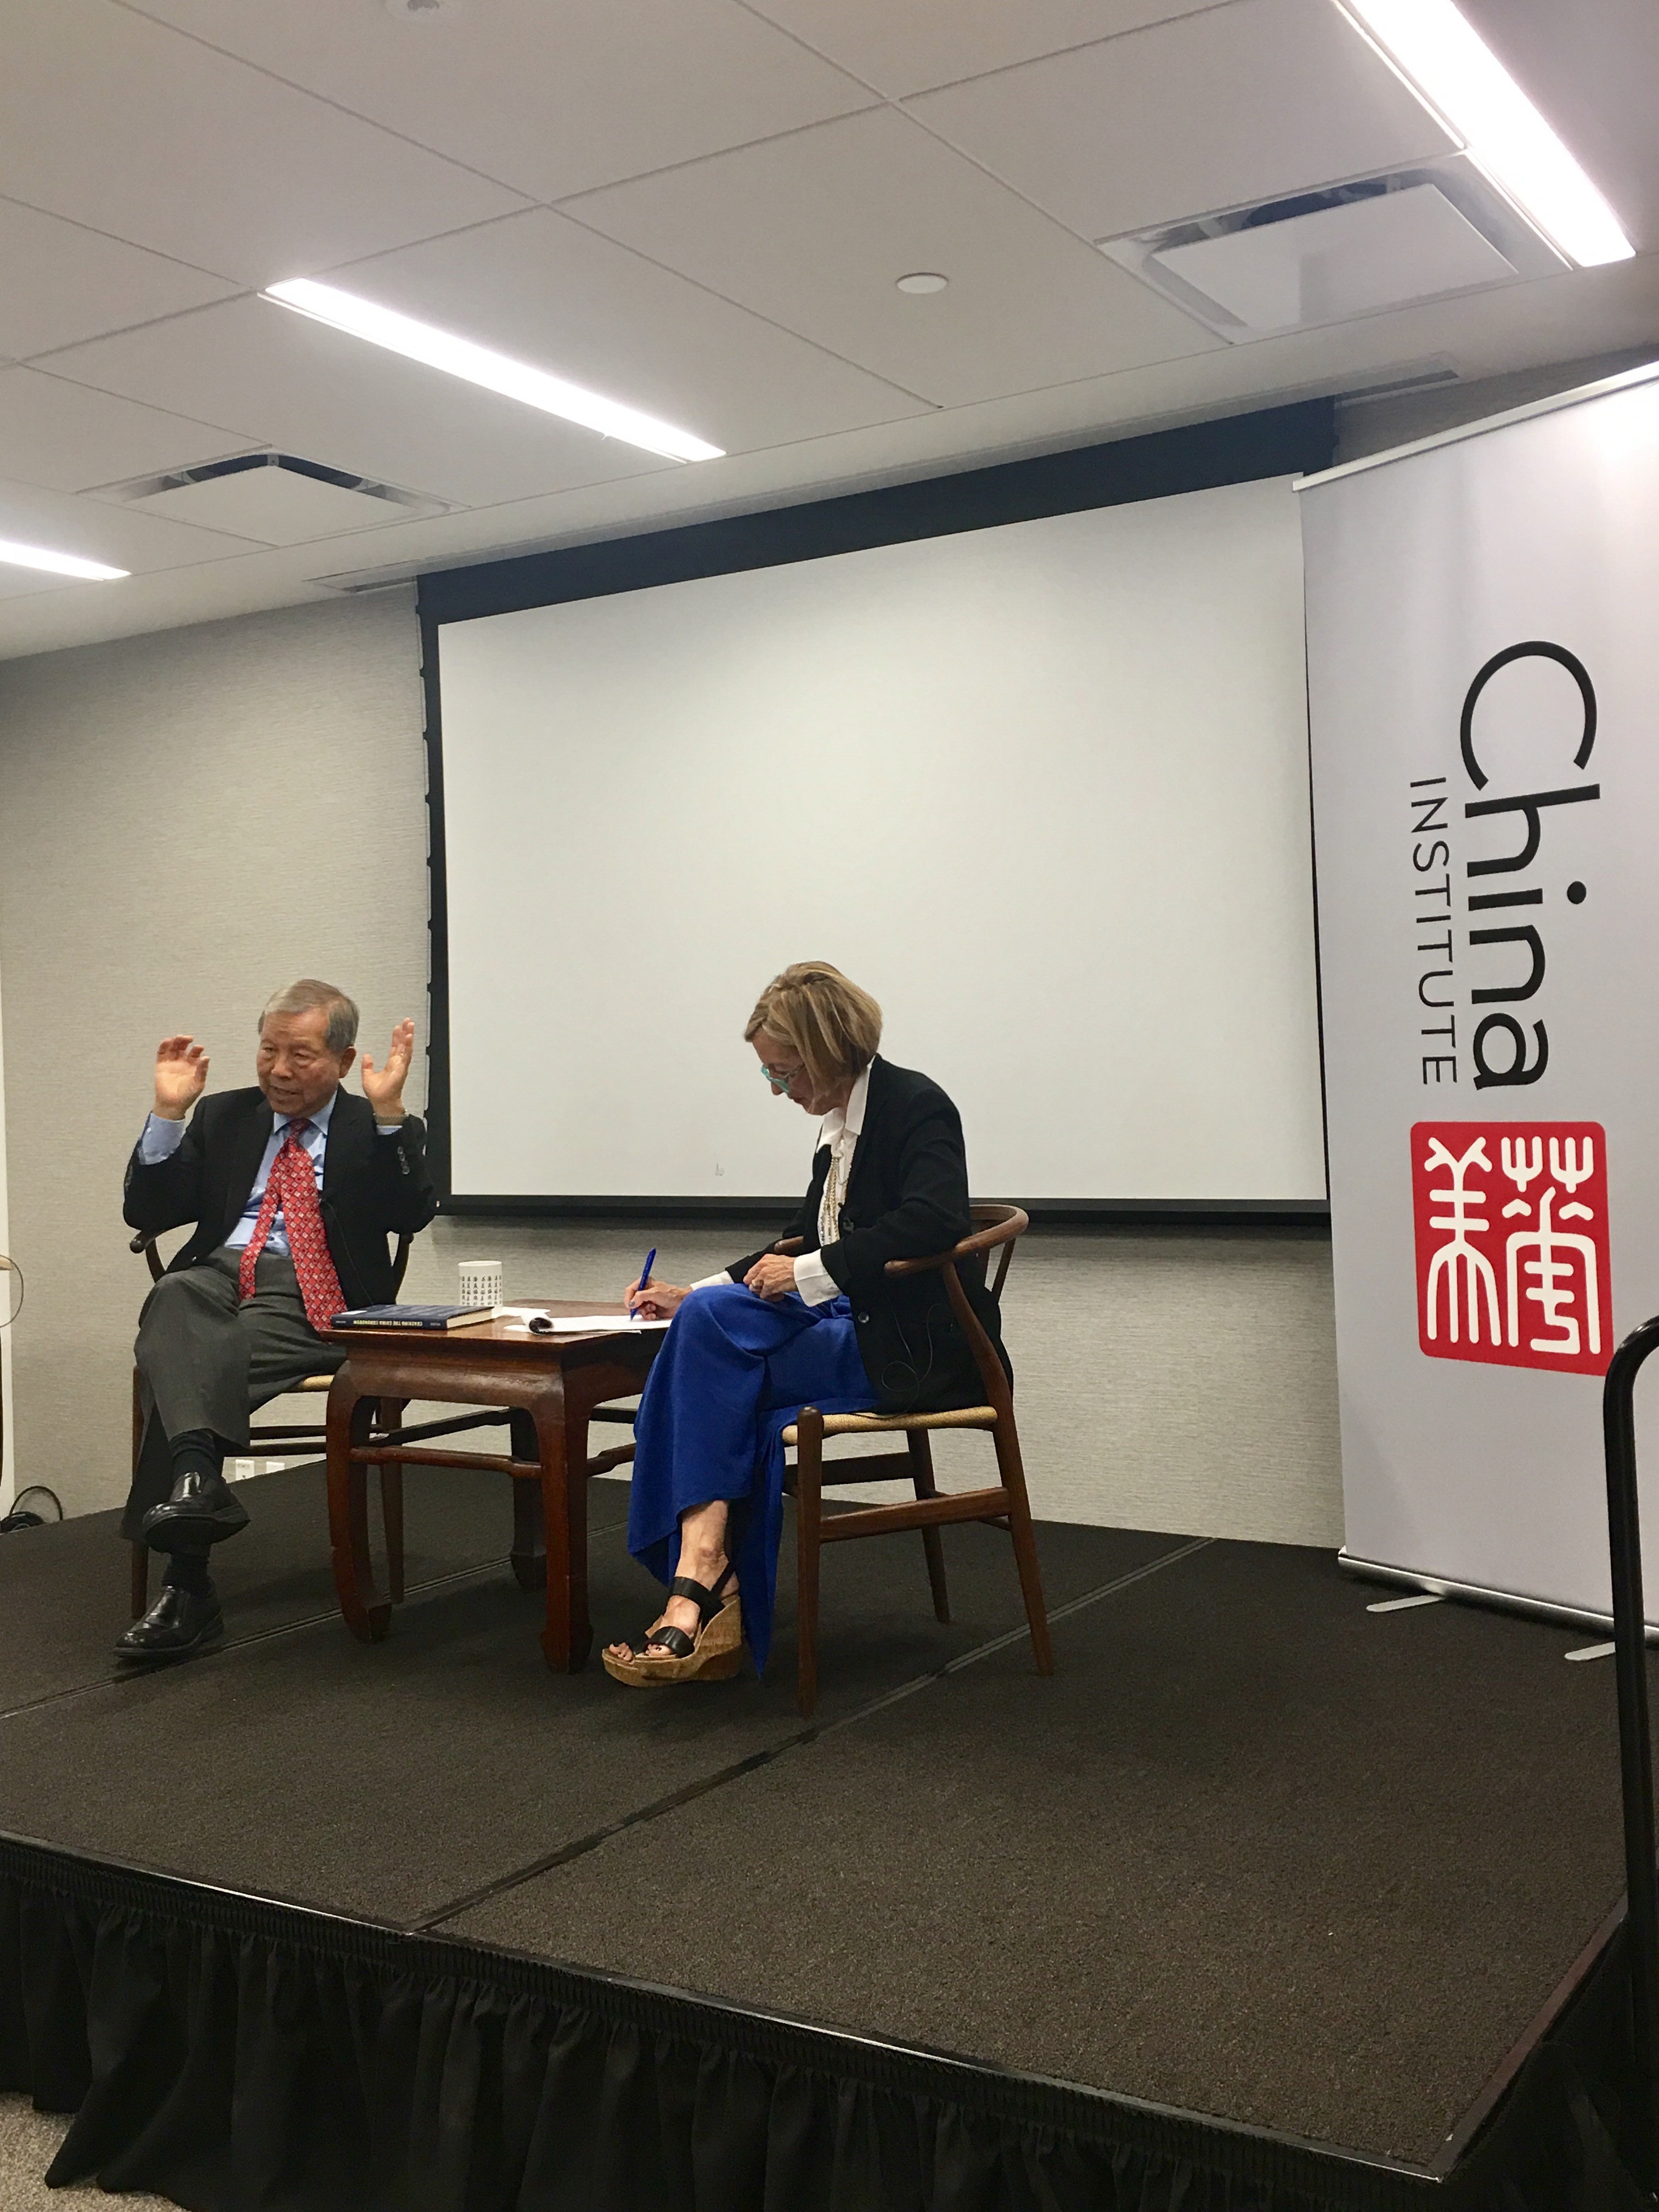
492 1306 669 1331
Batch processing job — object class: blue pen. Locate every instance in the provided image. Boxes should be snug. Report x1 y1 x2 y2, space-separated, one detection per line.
634 1248 657 1315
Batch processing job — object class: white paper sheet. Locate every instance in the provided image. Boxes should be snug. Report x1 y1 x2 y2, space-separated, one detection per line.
492 1306 669 1331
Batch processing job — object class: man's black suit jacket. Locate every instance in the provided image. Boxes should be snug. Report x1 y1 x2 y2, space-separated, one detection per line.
123 1087 439 1312
726 1055 1009 1414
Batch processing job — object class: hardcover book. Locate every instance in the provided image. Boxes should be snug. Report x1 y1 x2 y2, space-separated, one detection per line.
330 1304 494 1331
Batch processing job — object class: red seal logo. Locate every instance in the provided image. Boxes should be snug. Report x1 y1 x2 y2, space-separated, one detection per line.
1412 1122 1612 1375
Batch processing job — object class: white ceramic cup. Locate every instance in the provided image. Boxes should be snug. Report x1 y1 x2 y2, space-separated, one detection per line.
458 1259 503 1310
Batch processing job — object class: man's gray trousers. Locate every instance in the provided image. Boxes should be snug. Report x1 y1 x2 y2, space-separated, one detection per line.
124 1246 343 1541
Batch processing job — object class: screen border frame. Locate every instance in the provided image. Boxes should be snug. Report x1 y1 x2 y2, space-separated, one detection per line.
418 398 1336 1220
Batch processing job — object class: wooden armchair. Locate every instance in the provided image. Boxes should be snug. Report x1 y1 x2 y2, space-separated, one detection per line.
127 1229 415 1620
780 1203 1054 1716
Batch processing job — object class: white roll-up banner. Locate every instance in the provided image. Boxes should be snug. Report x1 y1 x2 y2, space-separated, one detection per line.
1301 365 1659 1627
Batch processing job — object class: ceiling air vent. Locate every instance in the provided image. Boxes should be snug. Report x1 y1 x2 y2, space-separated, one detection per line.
100 452 450 544
1101 159 1567 342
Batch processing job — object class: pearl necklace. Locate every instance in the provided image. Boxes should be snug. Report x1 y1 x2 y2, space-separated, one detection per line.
820 1137 852 1245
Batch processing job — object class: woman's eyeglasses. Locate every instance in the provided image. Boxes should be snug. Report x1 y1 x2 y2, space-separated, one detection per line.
759 1063 804 1095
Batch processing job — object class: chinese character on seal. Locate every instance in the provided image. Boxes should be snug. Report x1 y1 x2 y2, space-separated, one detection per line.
1411 1121 1612 1375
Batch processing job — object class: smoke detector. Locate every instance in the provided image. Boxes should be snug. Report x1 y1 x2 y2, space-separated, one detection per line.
383 0 462 18
1102 159 1565 342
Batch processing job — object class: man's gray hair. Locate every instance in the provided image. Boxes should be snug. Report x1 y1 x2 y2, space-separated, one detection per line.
258 979 359 1054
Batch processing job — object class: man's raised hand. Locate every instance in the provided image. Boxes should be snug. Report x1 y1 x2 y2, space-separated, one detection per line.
154 1034 210 1120
361 1018 415 1121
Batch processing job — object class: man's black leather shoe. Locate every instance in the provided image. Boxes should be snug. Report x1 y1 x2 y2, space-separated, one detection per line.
114 1582 224 1662
139 1469 250 1552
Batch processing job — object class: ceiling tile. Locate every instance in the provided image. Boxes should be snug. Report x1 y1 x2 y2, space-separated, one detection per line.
45 295 676 510
330 210 929 456
0 0 526 288
0 197 236 359
568 108 1221 407
1460 0 1656 253
0 368 246 494
0 563 75 606
0 471 264 575
907 0 1454 241
122 0 876 204
744 0 1218 97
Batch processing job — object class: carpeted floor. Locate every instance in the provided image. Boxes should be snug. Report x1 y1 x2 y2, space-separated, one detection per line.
454 1539 1629 2159
0 1466 1169 1922
0 2099 170 2212
0 1466 1634 2169
0 1459 516 1713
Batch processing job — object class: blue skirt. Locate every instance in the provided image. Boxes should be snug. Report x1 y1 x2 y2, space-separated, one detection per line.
625 1282 878 1673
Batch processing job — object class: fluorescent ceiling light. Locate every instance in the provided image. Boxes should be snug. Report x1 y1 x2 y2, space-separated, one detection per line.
262 278 724 464
1335 0 1633 267
0 537 128 580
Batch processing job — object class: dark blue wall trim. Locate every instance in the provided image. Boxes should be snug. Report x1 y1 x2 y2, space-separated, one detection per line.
417 397 1335 627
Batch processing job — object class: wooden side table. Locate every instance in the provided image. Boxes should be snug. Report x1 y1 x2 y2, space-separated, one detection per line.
323 1304 664 1671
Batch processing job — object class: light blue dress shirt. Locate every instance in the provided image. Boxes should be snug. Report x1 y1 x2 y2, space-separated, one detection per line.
137 1090 401 1257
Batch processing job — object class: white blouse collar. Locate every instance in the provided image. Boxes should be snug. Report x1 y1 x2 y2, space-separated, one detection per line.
819 1061 871 1149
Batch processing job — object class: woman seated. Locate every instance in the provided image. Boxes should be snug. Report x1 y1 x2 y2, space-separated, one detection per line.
603 961 1009 1689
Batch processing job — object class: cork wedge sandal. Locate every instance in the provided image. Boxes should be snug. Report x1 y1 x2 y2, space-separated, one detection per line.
602 1564 743 1686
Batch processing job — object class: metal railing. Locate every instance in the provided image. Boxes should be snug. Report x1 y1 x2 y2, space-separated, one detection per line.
1601 1313 1659 2198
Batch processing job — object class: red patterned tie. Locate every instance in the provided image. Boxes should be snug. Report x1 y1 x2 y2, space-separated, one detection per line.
239 1119 348 1329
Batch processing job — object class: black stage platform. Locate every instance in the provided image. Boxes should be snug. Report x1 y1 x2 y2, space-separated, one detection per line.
0 1464 1647 2210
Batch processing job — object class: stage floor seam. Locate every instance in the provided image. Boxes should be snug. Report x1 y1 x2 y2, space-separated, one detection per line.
414 1537 1212 1932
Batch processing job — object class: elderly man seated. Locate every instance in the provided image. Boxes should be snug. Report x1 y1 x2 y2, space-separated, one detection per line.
117 978 438 1662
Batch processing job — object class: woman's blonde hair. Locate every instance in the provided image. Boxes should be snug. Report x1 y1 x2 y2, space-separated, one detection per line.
744 962 882 1093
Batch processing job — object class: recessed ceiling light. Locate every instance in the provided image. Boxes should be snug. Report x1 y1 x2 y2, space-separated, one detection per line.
895 272 949 295
0 536 127 581
261 279 724 464
1334 0 1632 267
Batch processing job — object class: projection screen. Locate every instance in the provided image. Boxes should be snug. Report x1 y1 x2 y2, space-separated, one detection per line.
433 475 1324 1205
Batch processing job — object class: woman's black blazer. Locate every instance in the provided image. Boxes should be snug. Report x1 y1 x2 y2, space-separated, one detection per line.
726 1054 1010 1414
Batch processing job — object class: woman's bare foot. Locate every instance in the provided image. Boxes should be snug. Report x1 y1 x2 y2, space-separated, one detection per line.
605 1497 735 1666
603 1544 735 1664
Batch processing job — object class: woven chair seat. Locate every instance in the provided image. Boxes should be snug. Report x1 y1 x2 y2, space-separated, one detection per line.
782 1405 997 1445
